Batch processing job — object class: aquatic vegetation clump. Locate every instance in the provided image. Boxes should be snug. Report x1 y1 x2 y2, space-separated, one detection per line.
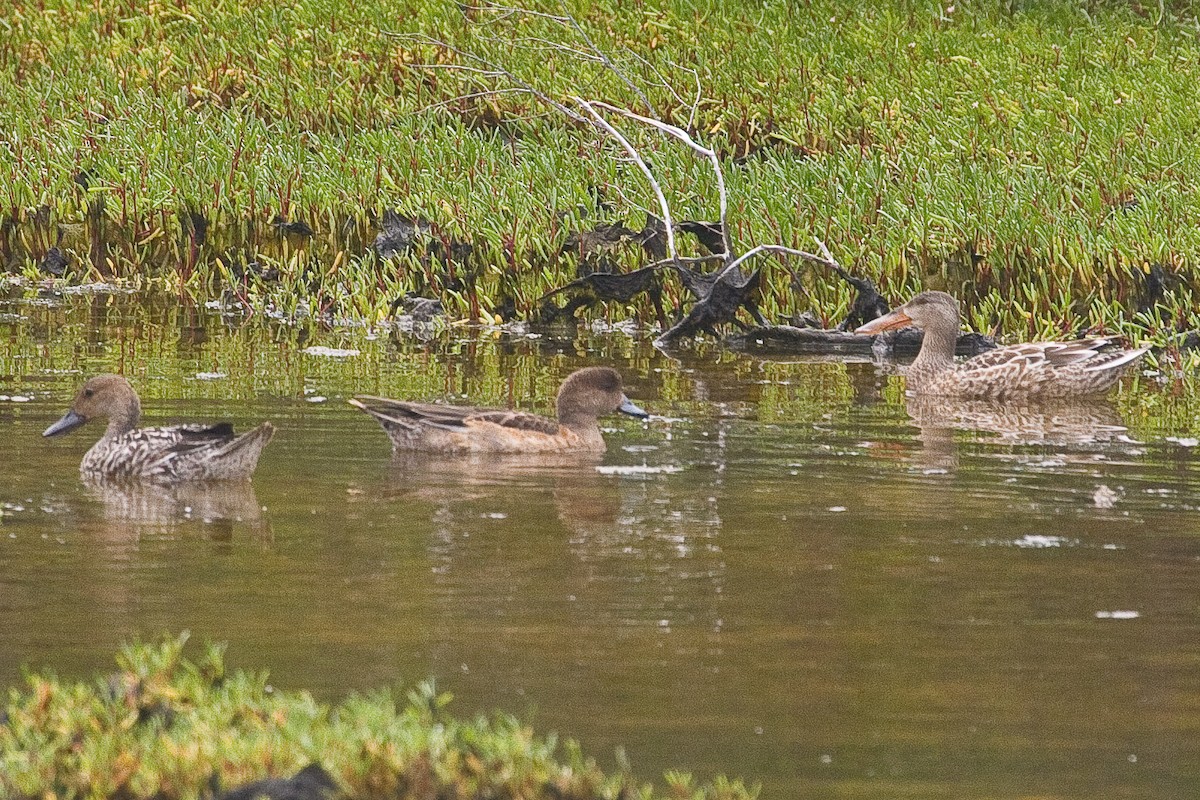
0 635 757 800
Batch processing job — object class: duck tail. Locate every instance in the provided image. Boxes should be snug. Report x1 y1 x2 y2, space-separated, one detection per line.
1083 346 1150 373
216 421 275 458
348 396 410 427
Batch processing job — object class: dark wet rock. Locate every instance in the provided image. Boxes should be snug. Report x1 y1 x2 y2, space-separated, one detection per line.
676 220 726 255
493 295 519 322
546 266 661 304
222 252 278 283
727 325 866 354
728 326 996 357
871 328 995 358
272 216 313 237
218 763 337 800
39 247 68 277
536 295 595 325
1180 330 1200 350
389 293 443 321
789 258 890 331
374 210 431 259
671 262 715 302
832 270 889 332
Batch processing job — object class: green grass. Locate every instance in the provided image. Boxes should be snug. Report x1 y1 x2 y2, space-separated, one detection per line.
0 634 757 800
3 0 1200 341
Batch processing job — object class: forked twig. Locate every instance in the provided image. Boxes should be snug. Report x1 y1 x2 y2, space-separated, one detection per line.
590 101 730 257
573 98 677 261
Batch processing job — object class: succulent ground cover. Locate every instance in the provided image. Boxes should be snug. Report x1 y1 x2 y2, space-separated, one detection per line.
2 0 1199 342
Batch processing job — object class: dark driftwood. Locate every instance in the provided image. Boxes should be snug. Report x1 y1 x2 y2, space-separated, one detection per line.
656 267 766 345
727 325 996 357
537 264 667 326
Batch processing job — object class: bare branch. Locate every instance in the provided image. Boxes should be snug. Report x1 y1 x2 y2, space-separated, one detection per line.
613 49 702 130
506 36 605 63
419 87 536 112
574 98 677 260
669 59 704 130
644 254 727 271
814 238 840 267
590 101 730 257
724 244 838 276
461 3 573 23
558 1 657 117
405 63 508 77
385 31 590 124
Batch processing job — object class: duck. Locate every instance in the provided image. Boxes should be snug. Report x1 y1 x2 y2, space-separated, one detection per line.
43 374 274 481
349 366 648 454
855 291 1149 399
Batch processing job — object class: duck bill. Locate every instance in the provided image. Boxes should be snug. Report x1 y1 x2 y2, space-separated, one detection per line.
43 409 87 437
855 310 913 336
617 396 649 419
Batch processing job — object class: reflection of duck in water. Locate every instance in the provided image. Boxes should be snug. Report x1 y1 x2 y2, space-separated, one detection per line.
857 291 1148 399
82 476 269 543
43 375 274 481
905 394 1130 446
84 476 266 525
350 367 647 454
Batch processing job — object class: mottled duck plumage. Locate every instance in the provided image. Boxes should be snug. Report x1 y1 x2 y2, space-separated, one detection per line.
856 291 1148 399
43 374 274 482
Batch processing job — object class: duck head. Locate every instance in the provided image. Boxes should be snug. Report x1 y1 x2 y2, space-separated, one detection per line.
43 374 142 438
556 367 648 426
855 290 960 335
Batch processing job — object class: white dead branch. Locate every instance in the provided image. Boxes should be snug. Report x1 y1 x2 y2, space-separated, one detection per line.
393 3 869 342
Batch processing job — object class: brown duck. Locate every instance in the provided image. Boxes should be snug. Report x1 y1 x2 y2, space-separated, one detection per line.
43 374 274 481
856 291 1148 399
350 366 648 454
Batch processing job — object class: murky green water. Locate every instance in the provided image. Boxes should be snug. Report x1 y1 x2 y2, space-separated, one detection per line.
2 289 1199 798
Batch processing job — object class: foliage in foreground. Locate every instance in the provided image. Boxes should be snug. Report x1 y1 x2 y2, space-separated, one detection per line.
0 635 756 800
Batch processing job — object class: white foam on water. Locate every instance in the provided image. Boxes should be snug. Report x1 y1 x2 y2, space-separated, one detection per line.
302 346 360 358
1095 610 1140 620
595 464 682 476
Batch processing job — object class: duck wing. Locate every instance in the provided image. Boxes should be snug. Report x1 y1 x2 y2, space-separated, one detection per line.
141 423 272 480
964 338 1144 373
460 409 562 435
945 338 1147 397
350 397 561 435
166 422 239 451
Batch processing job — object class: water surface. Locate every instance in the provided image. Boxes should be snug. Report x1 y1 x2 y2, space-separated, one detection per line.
1 291 1198 799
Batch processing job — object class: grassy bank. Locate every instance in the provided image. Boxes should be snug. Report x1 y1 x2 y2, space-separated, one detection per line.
0 635 756 799
3 0 1200 339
